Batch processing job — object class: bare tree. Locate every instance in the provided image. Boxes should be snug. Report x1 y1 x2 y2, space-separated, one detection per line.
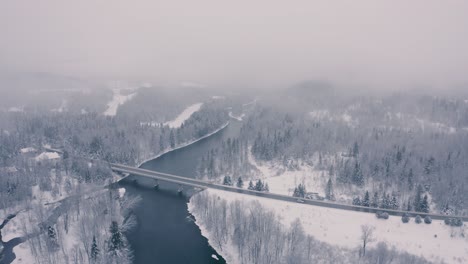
360 225 375 257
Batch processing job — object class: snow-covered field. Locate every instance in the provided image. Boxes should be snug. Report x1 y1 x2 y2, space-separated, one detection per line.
103 88 137 116
163 102 203 128
189 188 468 264
249 154 327 197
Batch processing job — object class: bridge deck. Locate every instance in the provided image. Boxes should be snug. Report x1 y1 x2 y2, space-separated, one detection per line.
111 163 468 222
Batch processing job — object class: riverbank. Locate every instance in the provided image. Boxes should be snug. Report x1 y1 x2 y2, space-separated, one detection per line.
136 121 229 168
189 187 468 264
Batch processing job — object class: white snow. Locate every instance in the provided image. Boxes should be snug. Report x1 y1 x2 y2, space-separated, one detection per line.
192 188 468 264
164 103 203 128
249 153 326 197
103 88 137 116
20 147 36 153
228 111 245 121
34 152 60 161
140 121 162 128
118 188 126 198
309 110 330 120
211 254 219 260
211 95 225 100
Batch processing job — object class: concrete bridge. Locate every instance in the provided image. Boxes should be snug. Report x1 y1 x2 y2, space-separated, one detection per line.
110 163 468 222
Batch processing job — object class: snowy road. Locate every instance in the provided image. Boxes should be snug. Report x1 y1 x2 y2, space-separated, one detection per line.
111 163 468 222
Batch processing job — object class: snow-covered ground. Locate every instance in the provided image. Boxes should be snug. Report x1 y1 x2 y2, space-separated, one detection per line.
34 152 60 161
103 88 137 116
249 153 327 197
189 188 468 264
228 111 245 121
163 102 203 128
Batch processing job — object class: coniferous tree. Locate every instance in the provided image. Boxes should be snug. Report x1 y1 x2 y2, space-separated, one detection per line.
420 194 430 213
236 177 244 188
352 141 359 157
247 180 255 190
108 221 124 255
222 175 232 186
352 196 362 206
169 129 176 148
47 225 59 251
91 235 100 262
255 179 264 191
407 168 414 191
264 183 269 192
325 178 335 200
352 161 364 186
293 183 307 198
414 184 423 212
391 195 399 210
371 192 379 208
362 191 370 207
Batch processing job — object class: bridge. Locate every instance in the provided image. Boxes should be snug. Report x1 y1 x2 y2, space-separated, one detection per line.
110 163 468 222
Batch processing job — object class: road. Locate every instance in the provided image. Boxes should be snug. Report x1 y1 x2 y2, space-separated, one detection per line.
110 163 468 222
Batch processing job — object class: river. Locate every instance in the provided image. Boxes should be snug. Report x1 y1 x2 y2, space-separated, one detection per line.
119 119 243 264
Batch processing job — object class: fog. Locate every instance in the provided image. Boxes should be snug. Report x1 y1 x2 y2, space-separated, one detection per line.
1 0 468 91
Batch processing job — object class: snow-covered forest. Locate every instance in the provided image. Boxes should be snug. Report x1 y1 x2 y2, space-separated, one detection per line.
199 88 468 217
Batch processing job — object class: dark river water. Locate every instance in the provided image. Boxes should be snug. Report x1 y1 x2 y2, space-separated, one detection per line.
119 120 242 264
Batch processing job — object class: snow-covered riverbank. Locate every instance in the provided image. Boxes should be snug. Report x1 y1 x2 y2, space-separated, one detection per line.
189 187 468 264
136 122 229 168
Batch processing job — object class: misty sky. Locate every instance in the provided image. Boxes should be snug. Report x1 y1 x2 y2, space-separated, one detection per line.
1 0 468 90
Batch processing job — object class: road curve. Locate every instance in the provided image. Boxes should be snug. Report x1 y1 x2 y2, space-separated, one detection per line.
111 163 468 222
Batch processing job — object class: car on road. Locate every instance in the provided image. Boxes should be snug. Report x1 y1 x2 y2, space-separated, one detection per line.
296 199 305 203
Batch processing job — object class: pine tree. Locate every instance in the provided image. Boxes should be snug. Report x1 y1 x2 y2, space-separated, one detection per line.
108 221 124 255
371 192 379 208
293 184 307 198
222 175 232 186
352 196 362 206
380 193 391 209
352 141 359 157
159 134 165 151
407 168 414 191
169 129 175 148
414 184 423 212
255 180 264 191
352 161 364 186
248 180 255 190
325 178 334 200
362 191 370 207
420 195 429 213
47 225 59 250
263 183 269 192
391 195 399 210
406 200 412 211
236 177 244 188
91 235 100 262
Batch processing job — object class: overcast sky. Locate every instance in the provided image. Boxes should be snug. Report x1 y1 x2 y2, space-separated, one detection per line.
1 0 468 90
